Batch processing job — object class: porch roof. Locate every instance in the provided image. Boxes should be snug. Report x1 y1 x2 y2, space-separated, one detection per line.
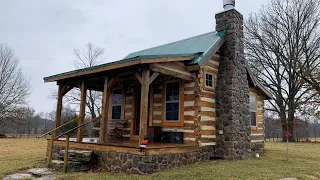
43 54 197 82
43 30 227 83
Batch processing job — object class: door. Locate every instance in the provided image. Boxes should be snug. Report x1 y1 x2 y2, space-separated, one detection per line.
133 86 141 137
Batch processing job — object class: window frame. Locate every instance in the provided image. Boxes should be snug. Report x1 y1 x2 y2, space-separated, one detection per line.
205 72 214 88
162 80 184 127
164 81 180 122
111 88 124 120
249 94 257 127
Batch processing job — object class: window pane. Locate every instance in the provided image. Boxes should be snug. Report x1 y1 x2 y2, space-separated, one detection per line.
165 82 180 121
112 106 121 119
249 95 256 111
166 102 179 121
172 110 179 120
166 82 180 101
167 82 173 91
166 111 173 121
112 89 122 104
251 112 256 126
167 102 179 111
205 73 213 87
173 82 179 90
171 91 179 100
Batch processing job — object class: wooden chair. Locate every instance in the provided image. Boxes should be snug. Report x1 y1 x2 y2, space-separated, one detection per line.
107 120 128 141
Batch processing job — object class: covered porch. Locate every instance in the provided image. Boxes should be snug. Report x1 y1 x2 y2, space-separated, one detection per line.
43 55 200 155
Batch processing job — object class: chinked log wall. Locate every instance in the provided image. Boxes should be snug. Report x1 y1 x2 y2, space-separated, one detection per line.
249 89 265 153
150 62 198 145
198 55 219 146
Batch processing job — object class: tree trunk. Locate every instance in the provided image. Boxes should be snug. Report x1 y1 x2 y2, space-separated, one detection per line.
288 122 295 142
281 121 295 142
89 90 97 119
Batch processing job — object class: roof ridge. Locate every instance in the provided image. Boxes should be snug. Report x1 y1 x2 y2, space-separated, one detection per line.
125 31 217 58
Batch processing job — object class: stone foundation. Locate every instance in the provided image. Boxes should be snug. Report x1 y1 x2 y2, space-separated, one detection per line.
48 143 215 174
95 146 214 174
251 142 264 155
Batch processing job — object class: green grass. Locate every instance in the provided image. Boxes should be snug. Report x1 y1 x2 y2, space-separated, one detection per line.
1 139 320 180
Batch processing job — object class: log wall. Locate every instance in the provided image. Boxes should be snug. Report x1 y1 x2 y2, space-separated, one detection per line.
197 55 219 146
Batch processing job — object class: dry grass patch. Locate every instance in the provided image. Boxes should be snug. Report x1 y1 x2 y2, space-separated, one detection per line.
1 139 320 180
57 142 320 180
0 138 47 178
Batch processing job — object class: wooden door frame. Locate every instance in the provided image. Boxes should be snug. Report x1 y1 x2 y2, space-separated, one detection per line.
130 86 140 140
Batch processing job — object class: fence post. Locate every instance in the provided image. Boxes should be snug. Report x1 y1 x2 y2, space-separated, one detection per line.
63 136 70 173
47 134 55 168
277 133 278 141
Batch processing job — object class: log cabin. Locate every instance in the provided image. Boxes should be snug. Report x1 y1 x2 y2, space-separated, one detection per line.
43 1 272 174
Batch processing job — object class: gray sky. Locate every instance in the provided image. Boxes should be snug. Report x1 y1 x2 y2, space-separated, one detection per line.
0 0 268 114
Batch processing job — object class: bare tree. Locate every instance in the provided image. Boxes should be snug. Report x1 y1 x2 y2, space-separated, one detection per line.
11 107 34 138
72 43 104 119
51 43 104 119
46 105 79 136
245 0 320 141
73 43 105 69
0 44 30 124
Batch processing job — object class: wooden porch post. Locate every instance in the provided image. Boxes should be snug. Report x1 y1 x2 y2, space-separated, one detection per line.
77 81 87 142
54 84 63 137
139 70 150 145
100 77 109 143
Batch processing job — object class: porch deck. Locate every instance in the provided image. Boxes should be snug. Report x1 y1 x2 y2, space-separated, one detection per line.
53 138 199 156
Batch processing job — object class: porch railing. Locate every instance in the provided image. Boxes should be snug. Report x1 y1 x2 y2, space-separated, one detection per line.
38 115 84 138
41 115 102 172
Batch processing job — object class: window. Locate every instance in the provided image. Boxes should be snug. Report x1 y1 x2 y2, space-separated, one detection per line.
112 89 122 119
250 94 257 126
205 72 214 88
165 82 180 121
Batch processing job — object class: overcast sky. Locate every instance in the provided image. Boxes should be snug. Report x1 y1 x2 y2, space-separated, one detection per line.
0 0 268 114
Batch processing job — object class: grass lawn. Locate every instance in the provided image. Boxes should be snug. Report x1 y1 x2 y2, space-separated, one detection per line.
0 138 47 178
1 139 320 180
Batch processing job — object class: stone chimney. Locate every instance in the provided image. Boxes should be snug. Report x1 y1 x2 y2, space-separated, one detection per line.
214 1 251 160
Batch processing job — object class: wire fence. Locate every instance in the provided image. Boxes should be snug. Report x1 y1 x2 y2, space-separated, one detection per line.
2 131 49 139
265 133 320 142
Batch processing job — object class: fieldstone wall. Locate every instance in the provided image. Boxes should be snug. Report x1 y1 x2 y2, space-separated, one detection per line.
47 142 215 174
215 9 252 160
251 142 264 155
95 146 215 174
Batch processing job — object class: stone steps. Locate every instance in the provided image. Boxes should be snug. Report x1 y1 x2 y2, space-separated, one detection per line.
52 149 97 172
58 150 93 162
51 160 95 172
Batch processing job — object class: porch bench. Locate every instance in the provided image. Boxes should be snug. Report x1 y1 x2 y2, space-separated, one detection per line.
107 119 128 140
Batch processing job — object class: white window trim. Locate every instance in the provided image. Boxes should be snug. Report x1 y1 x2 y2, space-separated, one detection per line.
111 88 123 120
250 94 257 126
164 81 180 122
205 72 214 88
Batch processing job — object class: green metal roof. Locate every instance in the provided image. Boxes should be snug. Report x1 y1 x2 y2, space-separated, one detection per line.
44 30 227 82
124 31 226 61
